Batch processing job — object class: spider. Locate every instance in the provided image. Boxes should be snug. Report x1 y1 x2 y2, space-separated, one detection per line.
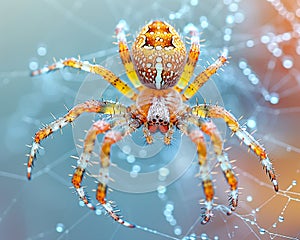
26 20 278 228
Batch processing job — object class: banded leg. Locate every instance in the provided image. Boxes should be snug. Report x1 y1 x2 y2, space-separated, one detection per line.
178 122 214 224
200 120 238 211
95 127 136 228
182 48 228 101
27 100 128 179
174 24 200 93
72 120 112 210
192 104 279 192
115 20 144 91
31 58 138 101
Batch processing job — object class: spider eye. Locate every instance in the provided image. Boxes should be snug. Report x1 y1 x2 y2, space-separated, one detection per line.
132 20 187 89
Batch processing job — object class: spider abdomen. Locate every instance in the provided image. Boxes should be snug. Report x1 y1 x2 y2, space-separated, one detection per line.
132 20 187 89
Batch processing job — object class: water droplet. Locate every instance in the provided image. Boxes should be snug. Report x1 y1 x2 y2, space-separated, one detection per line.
56 223 65 233
246 40 254 47
37 45 47 56
214 236 219 240
246 195 253 202
261 35 270 44
159 167 170 177
170 219 177 226
234 12 244 23
174 226 182 235
190 233 197 239
292 180 297 186
229 3 238 12
122 145 131 154
166 203 174 211
164 209 172 217
269 92 280 104
282 56 294 69
95 209 102 215
79 200 85 207
278 215 284 222
247 119 256 129
190 0 198 6
29 60 38 71
201 233 208 240
200 16 209 29
139 149 147 157
132 164 141 173
127 155 135 163
226 15 235 24
259 228 265 235
243 68 251 76
238 60 247 69
157 185 166 194
166 215 174 222
272 223 277 228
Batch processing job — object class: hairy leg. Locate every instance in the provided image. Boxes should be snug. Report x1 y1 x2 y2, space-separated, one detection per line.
177 121 214 224
95 126 136 228
27 100 128 179
174 24 200 93
31 58 138 101
115 20 144 91
182 49 228 101
199 119 238 212
71 120 112 210
192 104 278 192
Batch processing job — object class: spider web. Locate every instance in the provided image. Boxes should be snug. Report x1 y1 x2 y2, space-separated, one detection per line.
1 0 300 239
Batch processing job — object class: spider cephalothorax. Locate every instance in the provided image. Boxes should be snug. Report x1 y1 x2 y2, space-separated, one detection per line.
27 20 278 228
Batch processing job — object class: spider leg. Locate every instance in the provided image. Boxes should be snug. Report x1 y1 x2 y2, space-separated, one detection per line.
182 49 228 101
95 126 137 228
199 119 238 212
115 20 144 91
177 122 214 224
31 58 138 101
174 24 200 93
26 100 128 179
72 120 112 210
192 104 279 192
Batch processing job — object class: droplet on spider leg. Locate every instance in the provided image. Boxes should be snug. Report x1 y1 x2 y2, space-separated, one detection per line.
55 223 65 233
292 180 297 186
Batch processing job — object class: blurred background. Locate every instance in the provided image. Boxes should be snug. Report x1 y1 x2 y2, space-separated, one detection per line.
1 0 300 239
